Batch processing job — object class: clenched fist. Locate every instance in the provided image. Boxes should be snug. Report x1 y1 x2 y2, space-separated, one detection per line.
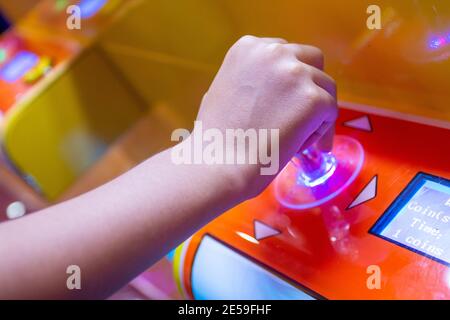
196 35 338 197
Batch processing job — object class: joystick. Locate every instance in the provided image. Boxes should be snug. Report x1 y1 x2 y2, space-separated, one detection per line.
274 135 364 210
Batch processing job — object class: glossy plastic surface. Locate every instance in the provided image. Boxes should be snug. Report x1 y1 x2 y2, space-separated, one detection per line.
275 136 364 210
180 108 450 299
99 0 450 122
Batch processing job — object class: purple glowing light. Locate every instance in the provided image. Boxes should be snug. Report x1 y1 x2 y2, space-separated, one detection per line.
78 0 108 19
0 51 39 83
429 32 450 50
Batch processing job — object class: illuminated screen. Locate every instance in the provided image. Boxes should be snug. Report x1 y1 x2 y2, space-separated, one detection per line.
191 235 321 300
0 51 39 83
78 0 108 19
371 173 450 266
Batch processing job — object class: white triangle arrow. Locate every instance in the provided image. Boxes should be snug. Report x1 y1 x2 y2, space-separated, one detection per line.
254 220 280 241
343 115 372 132
347 175 378 209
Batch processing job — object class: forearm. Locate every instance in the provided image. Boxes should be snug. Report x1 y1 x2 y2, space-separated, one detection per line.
0 142 244 299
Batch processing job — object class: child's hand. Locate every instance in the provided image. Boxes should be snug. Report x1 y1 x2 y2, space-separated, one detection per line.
197 35 337 197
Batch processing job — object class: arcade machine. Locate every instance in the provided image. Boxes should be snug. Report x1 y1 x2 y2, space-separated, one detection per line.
152 1 450 299
175 111 450 300
0 0 144 202
0 153 47 223
0 30 77 113
0 8 48 223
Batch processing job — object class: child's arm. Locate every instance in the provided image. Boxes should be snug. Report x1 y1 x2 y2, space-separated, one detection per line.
0 36 337 299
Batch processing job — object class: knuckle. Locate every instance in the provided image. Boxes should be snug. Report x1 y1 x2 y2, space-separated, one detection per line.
304 85 323 104
266 42 286 55
228 35 258 58
273 61 303 86
238 35 257 45
286 62 304 76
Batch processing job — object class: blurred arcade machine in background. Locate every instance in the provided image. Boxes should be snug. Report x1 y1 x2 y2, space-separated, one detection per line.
0 0 181 299
0 0 35 24
0 0 146 201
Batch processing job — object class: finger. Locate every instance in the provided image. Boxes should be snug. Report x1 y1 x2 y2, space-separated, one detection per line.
260 37 288 44
316 123 336 153
309 66 337 99
299 132 322 152
284 44 324 70
298 121 333 152
310 82 338 124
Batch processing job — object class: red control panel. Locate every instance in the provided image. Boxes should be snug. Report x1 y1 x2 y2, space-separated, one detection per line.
177 107 450 300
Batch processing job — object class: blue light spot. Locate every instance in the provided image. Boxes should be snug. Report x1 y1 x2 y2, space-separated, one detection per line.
166 249 176 262
429 37 443 49
0 51 39 83
428 33 450 50
78 0 108 19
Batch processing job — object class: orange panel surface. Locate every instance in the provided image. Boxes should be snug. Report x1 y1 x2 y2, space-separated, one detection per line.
181 107 450 300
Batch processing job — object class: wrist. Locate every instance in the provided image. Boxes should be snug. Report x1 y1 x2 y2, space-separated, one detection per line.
169 137 260 204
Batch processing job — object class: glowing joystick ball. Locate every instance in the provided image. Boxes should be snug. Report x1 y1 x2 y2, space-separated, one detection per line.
274 135 364 210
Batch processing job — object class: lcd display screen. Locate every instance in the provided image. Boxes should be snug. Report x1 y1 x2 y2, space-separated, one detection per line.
0 51 38 83
371 173 450 266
